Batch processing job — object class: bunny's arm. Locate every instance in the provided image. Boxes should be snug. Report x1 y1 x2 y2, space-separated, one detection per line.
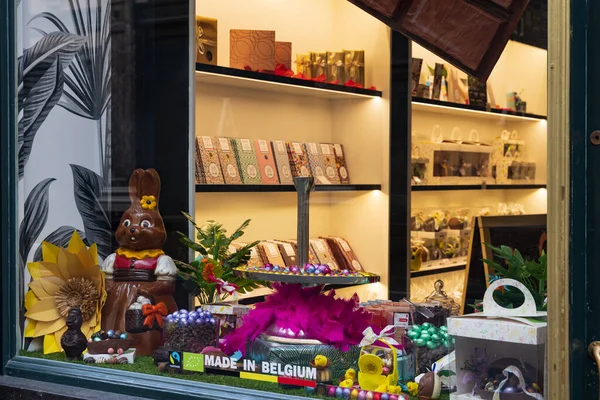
101 253 116 279
155 255 177 280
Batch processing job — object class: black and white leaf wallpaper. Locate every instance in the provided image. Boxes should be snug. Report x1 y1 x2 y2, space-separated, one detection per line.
17 0 112 334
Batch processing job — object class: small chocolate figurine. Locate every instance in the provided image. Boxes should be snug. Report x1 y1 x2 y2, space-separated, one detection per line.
418 371 441 400
61 308 88 361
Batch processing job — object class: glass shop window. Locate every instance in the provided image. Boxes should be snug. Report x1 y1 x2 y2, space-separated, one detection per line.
14 0 547 399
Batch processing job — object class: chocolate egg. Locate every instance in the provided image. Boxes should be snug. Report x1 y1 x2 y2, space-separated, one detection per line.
421 322 431 329
336 387 343 398
431 333 441 342
358 391 367 400
365 392 374 400
416 338 427 347
412 324 422 332
350 389 359 400
407 330 419 339
418 371 442 399
426 341 438 349
329 386 336 397
342 388 351 399
427 327 437 335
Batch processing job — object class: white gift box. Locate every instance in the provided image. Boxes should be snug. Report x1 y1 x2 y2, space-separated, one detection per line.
448 279 546 400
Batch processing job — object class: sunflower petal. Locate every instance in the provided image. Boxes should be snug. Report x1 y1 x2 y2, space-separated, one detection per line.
89 243 99 266
41 241 60 263
38 262 63 279
43 333 62 354
34 317 66 337
29 280 51 299
58 249 84 280
39 276 65 296
24 319 37 338
81 318 91 332
67 230 86 254
75 247 95 271
27 262 41 280
24 290 39 310
25 299 62 322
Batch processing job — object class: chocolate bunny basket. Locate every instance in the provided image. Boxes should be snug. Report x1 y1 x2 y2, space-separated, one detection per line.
101 169 178 356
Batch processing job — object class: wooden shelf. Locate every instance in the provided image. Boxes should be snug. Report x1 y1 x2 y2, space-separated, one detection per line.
412 184 546 191
411 263 467 278
195 63 382 99
412 97 547 122
196 184 382 193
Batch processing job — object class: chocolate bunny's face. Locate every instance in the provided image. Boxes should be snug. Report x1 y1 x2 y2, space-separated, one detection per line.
115 169 166 251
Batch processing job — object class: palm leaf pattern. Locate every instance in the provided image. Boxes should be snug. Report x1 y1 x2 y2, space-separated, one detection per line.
30 0 111 178
17 32 86 179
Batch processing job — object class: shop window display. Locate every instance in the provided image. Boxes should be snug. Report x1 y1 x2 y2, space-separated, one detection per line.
11 0 549 399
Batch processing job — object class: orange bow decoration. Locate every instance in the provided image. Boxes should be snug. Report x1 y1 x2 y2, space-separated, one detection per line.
142 302 168 328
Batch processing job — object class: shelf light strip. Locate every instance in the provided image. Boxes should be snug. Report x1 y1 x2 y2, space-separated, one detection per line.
412 101 545 122
196 71 380 99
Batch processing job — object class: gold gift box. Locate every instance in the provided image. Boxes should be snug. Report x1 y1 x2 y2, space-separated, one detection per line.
310 51 327 79
195 16 218 65
345 50 365 86
327 52 345 83
295 54 312 77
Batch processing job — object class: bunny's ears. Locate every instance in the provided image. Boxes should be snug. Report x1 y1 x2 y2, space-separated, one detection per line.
128 168 161 208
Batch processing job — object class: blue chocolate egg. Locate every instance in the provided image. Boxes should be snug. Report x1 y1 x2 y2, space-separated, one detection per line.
107 329 115 338
119 333 128 339
336 387 343 398
93 337 101 342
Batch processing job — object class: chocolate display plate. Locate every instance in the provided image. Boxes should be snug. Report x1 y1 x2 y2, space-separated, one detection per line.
233 267 380 285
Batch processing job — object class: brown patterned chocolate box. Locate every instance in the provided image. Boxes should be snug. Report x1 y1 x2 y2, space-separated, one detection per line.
304 143 328 184
286 142 312 178
272 240 297 267
258 241 286 267
310 239 339 270
230 29 275 71
194 137 205 184
320 143 341 184
322 236 363 272
275 41 292 69
216 137 242 184
272 140 294 184
196 136 225 184
333 143 350 184
196 16 218 65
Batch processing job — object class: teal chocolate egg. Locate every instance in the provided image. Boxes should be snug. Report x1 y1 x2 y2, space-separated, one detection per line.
431 333 442 342
442 340 450 348
412 324 421 332
441 331 448 339
439 325 448 332
427 327 437 335
421 322 431 329
416 338 427 347
419 332 431 340
407 330 420 339
426 341 438 350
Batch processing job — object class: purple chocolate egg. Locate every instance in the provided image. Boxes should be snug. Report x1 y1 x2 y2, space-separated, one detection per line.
323 266 332 275
358 391 367 400
328 387 337 397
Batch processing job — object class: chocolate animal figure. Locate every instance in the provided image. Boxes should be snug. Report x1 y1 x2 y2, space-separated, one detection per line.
100 169 178 356
61 308 88 361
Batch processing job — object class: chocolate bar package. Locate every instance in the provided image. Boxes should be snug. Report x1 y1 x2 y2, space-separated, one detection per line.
320 143 341 184
258 241 286 267
272 240 297 267
344 50 365 86
322 236 363 272
272 140 294 184
196 136 225 184
230 29 275 71
333 143 350 184
196 16 218 65
232 138 262 184
254 139 279 184
286 142 312 178
216 137 242 184
411 58 423 96
194 137 205 184
310 239 339 270
304 142 328 184
310 51 327 79
275 41 292 69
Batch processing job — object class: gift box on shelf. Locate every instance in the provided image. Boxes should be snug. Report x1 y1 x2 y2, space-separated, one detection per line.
310 51 327 79
411 230 447 261
272 140 294 184
275 41 292 69
493 159 537 184
203 303 250 338
448 279 547 399
493 130 526 161
286 142 312 178
232 138 262 184
254 139 279 184
320 143 341 184
327 51 345 83
196 136 225 184
344 50 365 87
332 143 350 184
195 16 218 65
304 142 328 184
247 336 361 382
295 53 312 77
230 29 275 71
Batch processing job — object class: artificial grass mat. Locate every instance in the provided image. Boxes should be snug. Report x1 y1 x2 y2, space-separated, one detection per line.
20 351 450 400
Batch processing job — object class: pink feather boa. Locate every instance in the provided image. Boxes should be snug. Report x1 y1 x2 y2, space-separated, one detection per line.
222 283 372 355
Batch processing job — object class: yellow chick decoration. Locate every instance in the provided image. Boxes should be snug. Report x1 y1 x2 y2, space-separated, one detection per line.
387 385 402 394
376 385 389 393
313 355 329 368
407 382 419 397
345 368 357 381
339 379 354 388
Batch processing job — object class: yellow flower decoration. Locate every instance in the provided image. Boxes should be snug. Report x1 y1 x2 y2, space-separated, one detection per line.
140 195 157 210
407 382 419 396
24 231 107 354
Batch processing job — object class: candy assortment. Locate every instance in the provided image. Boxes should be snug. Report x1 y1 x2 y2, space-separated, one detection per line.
164 308 218 353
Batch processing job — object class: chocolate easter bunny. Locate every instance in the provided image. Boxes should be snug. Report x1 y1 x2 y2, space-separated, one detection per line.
102 169 177 281
101 169 177 355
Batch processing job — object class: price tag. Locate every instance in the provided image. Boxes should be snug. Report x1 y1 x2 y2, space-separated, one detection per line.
393 312 410 328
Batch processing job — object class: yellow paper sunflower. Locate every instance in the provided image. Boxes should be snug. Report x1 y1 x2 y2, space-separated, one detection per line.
24 231 107 354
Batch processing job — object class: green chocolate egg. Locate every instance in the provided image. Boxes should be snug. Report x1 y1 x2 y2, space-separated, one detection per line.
439 325 448 332
426 341 438 350
431 333 441 342
419 332 431 340
407 330 419 339
421 322 431 329
416 338 427 347
412 324 421 332
427 327 437 335
442 340 450 348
